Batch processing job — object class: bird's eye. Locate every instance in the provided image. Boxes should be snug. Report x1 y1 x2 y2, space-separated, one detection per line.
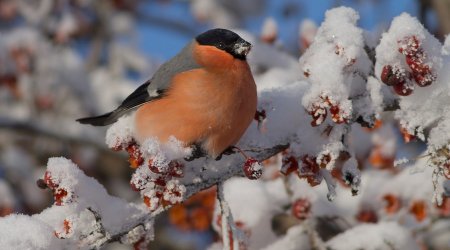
217 43 225 49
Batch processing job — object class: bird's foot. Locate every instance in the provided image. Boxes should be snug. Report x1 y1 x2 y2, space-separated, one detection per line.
215 146 241 161
185 144 206 161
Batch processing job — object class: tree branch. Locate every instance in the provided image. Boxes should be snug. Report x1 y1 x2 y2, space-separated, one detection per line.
93 144 289 248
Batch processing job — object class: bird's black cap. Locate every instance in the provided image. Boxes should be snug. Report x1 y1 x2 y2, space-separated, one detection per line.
196 28 252 60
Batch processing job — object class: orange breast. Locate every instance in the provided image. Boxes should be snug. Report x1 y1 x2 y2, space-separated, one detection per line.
134 59 257 157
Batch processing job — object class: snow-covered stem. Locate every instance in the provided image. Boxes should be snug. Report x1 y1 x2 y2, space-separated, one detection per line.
184 144 289 195
217 182 243 250
218 183 232 250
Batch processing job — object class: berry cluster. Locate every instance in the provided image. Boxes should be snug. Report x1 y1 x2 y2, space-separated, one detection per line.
306 94 350 127
37 168 76 239
383 194 430 222
38 171 72 206
281 153 332 187
132 160 186 212
112 140 143 169
380 36 436 96
113 140 187 212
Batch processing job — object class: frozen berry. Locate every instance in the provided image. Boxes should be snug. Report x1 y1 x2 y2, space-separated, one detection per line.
144 196 160 212
330 105 345 124
309 106 327 127
381 65 393 85
243 158 263 180
381 65 404 86
393 80 413 96
398 36 420 56
154 177 167 187
127 144 143 168
168 161 184 178
44 171 58 189
54 188 68 206
413 72 434 87
148 160 162 174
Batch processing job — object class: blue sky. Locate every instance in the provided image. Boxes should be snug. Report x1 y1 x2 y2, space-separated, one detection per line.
137 0 420 60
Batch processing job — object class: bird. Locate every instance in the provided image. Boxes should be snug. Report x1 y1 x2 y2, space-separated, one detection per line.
77 28 257 159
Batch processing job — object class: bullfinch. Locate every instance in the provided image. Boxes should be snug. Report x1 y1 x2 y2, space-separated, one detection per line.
77 28 257 159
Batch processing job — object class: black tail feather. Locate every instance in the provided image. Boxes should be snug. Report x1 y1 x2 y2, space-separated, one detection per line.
76 112 116 126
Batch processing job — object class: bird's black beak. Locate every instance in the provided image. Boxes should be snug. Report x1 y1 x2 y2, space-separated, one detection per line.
234 39 252 57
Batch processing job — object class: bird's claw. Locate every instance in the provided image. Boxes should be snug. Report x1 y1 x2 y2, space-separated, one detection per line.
215 146 237 161
185 144 206 161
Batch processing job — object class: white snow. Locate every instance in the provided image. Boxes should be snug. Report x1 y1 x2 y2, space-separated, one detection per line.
326 222 420 250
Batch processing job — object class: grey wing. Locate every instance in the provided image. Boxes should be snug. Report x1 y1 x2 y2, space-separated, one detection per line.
77 42 200 126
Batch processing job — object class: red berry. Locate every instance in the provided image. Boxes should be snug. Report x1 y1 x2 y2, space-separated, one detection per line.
409 61 430 76
329 105 339 115
130 180 147 192
381 65 405 86
243 158 262 180
127 144 143 168
168 161 184 178
44 171 58 189
154 177 167 187
393 80 413 96
143 196 159 212
381 65 393 85
148 160 162 174
130 182 140 192
320 94 332 106
398 36 420 56
309 106 327 127
291 198 311 220
413 72 434 87
329 105 345 124
54 188 68 206
112 144 123 151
